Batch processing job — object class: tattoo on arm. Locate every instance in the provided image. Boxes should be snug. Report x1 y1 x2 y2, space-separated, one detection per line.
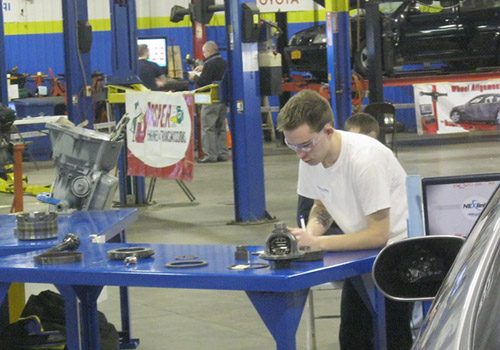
315 210 332 228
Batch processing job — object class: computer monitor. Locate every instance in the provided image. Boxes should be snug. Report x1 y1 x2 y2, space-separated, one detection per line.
137 36 168 67
422 173 500 237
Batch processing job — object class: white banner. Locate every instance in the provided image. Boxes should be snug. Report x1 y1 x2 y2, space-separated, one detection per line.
413 80 500 135
126 91 192 168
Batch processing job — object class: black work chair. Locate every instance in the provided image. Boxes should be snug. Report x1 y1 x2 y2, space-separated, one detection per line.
364 102 402 153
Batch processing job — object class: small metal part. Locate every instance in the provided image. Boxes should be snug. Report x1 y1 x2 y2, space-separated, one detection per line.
124 256 138 266
228 263 269 270
33 234 82 265
259 222 305 266
107 247 155 260
34 252 83 265
235 245 249 261
175 255 198 260
15 211 58 240
71 176 91 198
165 260 208 268
45 233 80 254
297 248 324 262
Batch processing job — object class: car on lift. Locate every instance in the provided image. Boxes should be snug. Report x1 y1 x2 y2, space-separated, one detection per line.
449 93 500 124
283 0 500 80
373 180 500 349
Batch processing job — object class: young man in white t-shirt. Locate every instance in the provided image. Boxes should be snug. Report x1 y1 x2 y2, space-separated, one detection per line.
278 89 412 350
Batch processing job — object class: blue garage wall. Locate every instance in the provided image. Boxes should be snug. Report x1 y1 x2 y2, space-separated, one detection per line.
4 33 64 75
384 85 417 132
5 31 112 77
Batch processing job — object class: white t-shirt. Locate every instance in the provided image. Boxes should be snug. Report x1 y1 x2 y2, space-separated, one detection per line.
298 130 408 244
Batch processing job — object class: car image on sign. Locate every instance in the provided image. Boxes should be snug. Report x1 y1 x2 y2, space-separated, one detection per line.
449 94 500 124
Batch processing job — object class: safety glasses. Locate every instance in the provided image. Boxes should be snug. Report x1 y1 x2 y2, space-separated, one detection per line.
284 123 330 153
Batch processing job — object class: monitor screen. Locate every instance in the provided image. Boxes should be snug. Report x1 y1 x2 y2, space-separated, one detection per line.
422 174 500 237
137 36 168 67
419 104 433 115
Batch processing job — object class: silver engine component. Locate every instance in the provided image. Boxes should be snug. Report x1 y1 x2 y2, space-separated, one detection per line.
46 122 124 211
15 211 58 240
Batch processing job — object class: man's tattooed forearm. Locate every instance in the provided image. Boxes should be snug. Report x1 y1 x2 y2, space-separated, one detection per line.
315 210 332 228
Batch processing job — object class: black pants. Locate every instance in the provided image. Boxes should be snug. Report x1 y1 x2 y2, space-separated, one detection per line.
339 278 413 350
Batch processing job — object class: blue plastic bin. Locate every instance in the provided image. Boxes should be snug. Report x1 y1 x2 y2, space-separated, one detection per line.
13 98 56 118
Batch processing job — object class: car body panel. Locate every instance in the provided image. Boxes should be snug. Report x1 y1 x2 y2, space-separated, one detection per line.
411 186 500 349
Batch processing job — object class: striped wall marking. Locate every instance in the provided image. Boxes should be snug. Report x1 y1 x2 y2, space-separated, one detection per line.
3 10 329 36
287 10 326 23
4 21 63 35
89 18 111 32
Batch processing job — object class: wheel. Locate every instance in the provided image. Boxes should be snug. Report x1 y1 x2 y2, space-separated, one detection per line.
450 110 462 123
353 40 368 77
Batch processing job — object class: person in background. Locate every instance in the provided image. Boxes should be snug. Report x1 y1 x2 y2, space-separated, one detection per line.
278 90 412 350
189 41 228 163
344 112 380 139
297 112 380 234
137 44 167 90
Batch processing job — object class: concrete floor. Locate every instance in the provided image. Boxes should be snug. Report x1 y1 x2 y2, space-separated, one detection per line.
4 132 500 349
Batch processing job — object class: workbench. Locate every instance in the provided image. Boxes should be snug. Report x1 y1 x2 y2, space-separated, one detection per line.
0 209 138 256
0 242 385 350
0 209 139 348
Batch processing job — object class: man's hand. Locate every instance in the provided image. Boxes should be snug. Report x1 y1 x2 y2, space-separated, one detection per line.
290 227 321 249
155 75 168 88
194 65 204 72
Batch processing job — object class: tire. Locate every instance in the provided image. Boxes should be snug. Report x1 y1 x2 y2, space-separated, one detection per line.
450 110 462 123
353 40 368 77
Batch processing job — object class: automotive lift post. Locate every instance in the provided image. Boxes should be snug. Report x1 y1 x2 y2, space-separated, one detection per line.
325 0 352 128
7 143 26 324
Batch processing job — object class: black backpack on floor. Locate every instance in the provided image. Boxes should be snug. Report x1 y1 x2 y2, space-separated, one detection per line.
18 290 119 350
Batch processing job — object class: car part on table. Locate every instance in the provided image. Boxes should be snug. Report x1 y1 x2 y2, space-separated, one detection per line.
37 120 127 211
259 222 305 267
15 211 58 240
165 260 208 268
297 246 324 262
107 247 155 260
235 245 249 261
34 233 82 265
227 262 269 271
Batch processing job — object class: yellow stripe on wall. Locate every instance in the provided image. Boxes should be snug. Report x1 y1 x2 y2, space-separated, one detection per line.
287 10 326 23
89 18 111 31
4 20 63 35
2 9 329 36
4 19 110 35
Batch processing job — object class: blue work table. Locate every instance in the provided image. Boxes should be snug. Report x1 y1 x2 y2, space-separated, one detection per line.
0 243 385 350
0 209 138 256
0 209 139 348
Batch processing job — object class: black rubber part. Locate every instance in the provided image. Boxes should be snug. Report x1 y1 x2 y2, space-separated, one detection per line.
165 260 208 268
107 247 155 260
34 252 83 265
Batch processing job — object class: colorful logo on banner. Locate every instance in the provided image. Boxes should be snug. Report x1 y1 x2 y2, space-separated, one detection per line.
414 80 500 135
125 91 194 180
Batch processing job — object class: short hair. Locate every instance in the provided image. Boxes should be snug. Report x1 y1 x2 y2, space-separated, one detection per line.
277 89 334 132
345 113 380 136
138 44 149 57
203 41 219 55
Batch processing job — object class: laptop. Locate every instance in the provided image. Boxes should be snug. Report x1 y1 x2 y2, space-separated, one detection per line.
422 173 500 237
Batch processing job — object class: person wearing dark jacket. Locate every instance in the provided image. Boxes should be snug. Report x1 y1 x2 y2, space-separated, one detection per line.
190 41 228 163
137 44 167 90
